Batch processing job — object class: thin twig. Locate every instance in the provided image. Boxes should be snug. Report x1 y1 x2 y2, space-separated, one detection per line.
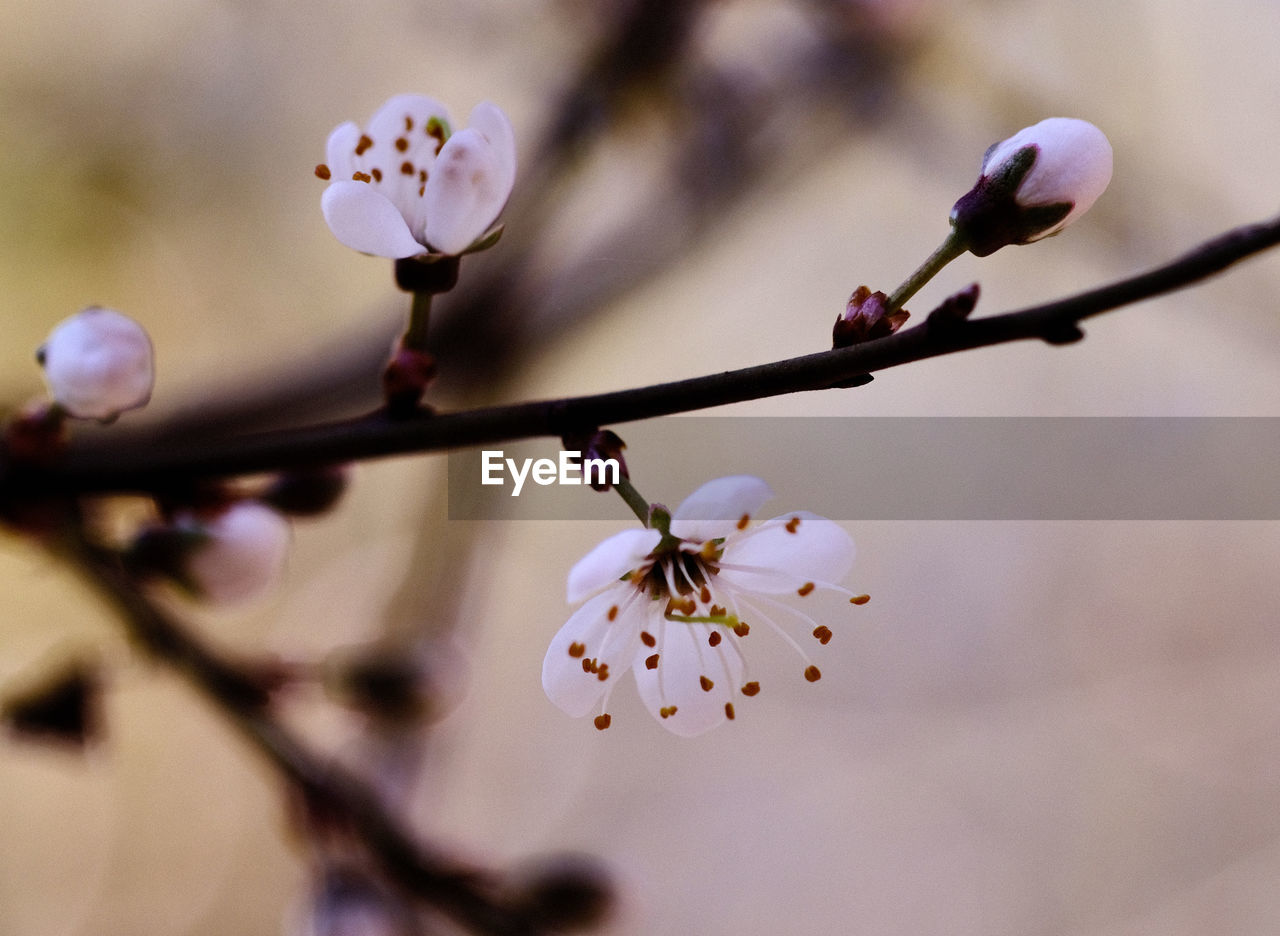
8 212 1280 497
66 538 538 936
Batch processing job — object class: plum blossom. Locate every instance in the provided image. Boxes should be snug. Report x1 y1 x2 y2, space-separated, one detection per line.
950 117 1113 256
317 94 516 258
542 476 861 737
37 307 154 421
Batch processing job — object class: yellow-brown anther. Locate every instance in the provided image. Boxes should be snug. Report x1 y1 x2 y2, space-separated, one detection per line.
607 605 619 622
314 164 332 180
741 681 760 696
785 516 801 534
568 642 586 658
797 582 816 597
699 676 714 692
665 596 696 616
724 702 735 720
640 631 656 648
733 622 750 637
395 137 409 152
596 664 610 682
804 665 822 682
400 161 414 175
355 134 374 156
594 714 611 730
736 513 750 531
645 653 659 670
352 171 372 183
581 658 593 673
659 706 677 719
708 631 722 648
850 594 871 605
699 585 711 604
812 626 833 645
404 116 413 132
370 168 383 182
710 605 726 617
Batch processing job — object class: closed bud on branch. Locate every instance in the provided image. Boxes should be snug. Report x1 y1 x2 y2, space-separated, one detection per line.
949 117 1113 256
37 307 154 421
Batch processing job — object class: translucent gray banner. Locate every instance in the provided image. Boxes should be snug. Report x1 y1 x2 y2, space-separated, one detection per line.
447 418 1280 521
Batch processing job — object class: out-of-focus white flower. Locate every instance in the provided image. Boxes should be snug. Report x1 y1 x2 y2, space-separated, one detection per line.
179 501 290 605
37 307 154 421
542 476 859 737
317 95 516 258
950 117 1113 256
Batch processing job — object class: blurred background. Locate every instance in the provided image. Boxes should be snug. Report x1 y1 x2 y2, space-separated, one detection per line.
2 0 1279 933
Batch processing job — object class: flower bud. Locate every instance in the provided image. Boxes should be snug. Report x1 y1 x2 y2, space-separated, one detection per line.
37 307 155 421
177 501 291 605
949 117 1112 256
832 285 910 348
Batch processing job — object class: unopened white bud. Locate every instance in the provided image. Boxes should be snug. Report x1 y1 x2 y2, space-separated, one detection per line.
950 117 1113 256
181 502 290 606
37 307 155 421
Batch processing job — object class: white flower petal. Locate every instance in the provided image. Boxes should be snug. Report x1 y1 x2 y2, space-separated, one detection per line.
719 512 854 594
39 307 155 420
365 94 451 150
542 590 644 718
632 616 745 737
325 122 362 179
321 181 426 258
423 128 507 255
466 101 517 209
566 528 661 602
670 475 775 541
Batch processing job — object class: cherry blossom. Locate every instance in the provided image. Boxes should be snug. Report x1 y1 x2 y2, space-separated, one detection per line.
317 95 516 258
543 476 861 737
36 307 154 421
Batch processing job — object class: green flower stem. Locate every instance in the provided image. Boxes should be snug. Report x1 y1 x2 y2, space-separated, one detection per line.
613 476 652 527
404 291 432 352
885 229 968 314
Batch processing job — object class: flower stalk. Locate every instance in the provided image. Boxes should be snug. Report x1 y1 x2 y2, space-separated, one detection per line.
884 229 967 315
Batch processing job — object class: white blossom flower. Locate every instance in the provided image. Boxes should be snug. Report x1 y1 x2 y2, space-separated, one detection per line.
542 476 861 737
317 95 516 258
179 501 291 605
37 307 154 421
950 117 1113 256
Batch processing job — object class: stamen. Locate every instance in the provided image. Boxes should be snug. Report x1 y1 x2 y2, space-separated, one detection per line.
659 706 677 719
699 585 711 604
607 605 619 622
645 653 659 670
733 622 750 637
708 631 722 647
395 137 410 152
640 631 656 648
710 604 726 617
568 642 586 658
850 594 871 605
724 702 735 720
314 164 331 180
804 665 822 682
699 676 714 692
370 168 383 182
593 714 611 730
581 658 593 673
736 513 750 531
812 626 833 645
418 169 427 182
355 134 373 156
596 663 610 682
400 161 415 176
785 516 801 534
404 116 413 132
797 582 816 597
352 171 372 183
741 681 761 696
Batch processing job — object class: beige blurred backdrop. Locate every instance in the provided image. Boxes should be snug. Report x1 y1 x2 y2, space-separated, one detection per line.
2 1 1279 934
